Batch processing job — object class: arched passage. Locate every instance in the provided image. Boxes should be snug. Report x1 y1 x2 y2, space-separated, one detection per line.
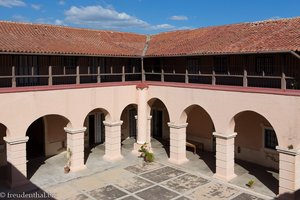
120 104 138 140
148 98 170 140
231 110 279 195
26 114 71 179
120 104 137 151
180 105 216 173
0 123 8 185
83 108 110 163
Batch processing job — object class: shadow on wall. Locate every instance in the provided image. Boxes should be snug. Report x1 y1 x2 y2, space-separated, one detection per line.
275 189 300 200
0 163 55 200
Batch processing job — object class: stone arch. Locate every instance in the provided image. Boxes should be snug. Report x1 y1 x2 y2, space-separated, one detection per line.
147 98 170 140
120 104 138 141
0 123 9 184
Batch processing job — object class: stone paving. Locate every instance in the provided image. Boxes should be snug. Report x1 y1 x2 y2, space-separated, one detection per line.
0 138 276 200
43 161 268 200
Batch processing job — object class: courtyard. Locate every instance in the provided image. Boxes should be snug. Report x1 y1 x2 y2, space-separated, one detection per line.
0 138 277 200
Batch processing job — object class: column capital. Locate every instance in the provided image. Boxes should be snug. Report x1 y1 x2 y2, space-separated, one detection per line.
3 136 29 145
168 122 188 129
64 127 86 134
276 146 300 156
213 132 237 139
103 120 123 127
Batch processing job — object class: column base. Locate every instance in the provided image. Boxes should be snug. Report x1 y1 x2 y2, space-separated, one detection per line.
103 154 123 162
213 173 237 182
70 165 87 172
168 158 189 165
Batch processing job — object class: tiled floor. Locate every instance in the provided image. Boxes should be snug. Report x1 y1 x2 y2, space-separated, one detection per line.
45 162 269 200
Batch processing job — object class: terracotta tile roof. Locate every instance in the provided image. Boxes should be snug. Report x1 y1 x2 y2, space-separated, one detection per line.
0 17 299 57
0 21 146 57
146 17 300 56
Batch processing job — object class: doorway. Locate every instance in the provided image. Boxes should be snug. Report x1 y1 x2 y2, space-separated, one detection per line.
152 109 163 139
26 117 45 159
129 108 137 138
88 113 105 147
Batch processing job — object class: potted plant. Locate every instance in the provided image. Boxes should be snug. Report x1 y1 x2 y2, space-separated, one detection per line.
138 143 154 163
246 180 254 188
64 147 72 173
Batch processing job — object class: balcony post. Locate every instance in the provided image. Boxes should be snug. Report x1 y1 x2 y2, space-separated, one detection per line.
97 66 101 83
243 69 248 87
281 72 286 90
141 58 145 82
122 65 125 82
212 70 216 85
185 69 189 83
76 65 80 84
161 68 164 82
48 66 53 86
12 66 16 88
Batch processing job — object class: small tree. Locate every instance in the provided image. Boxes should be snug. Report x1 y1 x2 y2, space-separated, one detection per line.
138 143 154 163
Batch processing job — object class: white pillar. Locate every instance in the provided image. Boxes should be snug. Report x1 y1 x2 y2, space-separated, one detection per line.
168 122 189 165
277 146 300 200
134 84 148 150
4 136 29 188
146 116 152 144
213 132 237 181
65 127 86 172
103 121 123 161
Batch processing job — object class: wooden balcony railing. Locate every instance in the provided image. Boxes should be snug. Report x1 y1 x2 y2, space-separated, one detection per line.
0 65 297 90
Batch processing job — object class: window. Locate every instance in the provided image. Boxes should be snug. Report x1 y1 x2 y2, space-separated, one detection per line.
214 57 228 74
256 57 274 75
264 128 278 150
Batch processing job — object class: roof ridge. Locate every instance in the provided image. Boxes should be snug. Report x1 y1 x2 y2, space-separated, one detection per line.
142 35 151 56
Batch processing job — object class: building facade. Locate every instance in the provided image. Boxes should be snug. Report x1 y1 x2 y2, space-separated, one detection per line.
0 18 299 199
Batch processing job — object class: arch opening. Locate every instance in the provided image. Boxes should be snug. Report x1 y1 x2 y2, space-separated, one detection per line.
83 108 110 163
148 98 170 156
232 110 279 196
120 104 137 151
0 123 8 185
26 114 70 179
182 105 216 174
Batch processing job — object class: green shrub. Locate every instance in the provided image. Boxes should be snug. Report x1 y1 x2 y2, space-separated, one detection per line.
246 180 254 188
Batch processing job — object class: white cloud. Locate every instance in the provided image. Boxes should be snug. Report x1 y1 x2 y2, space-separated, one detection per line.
63 5 176 31
12 15 28 22
169 15 188 21
31 4 41 10
64 5 149 29
0 0 25 8
55 19 64 25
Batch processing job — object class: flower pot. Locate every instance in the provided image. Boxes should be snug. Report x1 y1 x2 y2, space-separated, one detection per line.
64 166 70 174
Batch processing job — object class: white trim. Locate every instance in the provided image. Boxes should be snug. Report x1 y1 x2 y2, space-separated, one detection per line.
213 132 237 139
168 122 188 129
276 146 300 156
64 127 87 134
4 136 29 144
103 121 123 127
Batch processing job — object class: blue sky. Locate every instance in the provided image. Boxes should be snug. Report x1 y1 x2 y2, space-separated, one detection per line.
0 0 299 34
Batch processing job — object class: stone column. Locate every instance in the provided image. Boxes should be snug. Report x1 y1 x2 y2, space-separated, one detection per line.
64 127 86 172
103 121 123 161
134 83 149 150
213 132 237 181
276 146 300 199
4 136 29 188
168 122 188 164
146 116 152 144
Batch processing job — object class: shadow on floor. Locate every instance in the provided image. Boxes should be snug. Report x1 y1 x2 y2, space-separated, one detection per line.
27 157 49 179
235 159 279 195
197 150 216 173
152 137 170 158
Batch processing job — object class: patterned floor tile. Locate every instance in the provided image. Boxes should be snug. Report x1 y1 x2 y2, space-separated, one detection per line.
120 196 140 200
116 176 153 193
136 185 178 200
140 166 185 183
65 194 90 200
124 162 164 174
162 173 209 193
87 185 127 200
231 193 265 200
188 182 239 200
